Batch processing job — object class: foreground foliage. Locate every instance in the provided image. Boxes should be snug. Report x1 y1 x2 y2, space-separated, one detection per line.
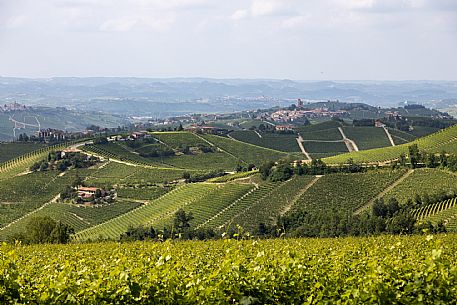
1 235 457 304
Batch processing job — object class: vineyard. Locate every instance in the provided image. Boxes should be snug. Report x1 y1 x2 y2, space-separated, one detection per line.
229 131 301 152
0 201 142 240
324 124 457 163
0 141 79 178
73 183 219 241
228 175 318 231
342 126 392 150
0 170 81 228
382 168 457 204
1 235 456 303
200 134 294 165
0 142 45 163
288 170 407 216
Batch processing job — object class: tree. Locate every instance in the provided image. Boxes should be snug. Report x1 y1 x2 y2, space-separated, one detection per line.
177 123 184 131
173 209 194 235
408 144 420 168
269 164 293 182
259 161 275 180
426 153 438 168
24 216 73 244
120 225 156 241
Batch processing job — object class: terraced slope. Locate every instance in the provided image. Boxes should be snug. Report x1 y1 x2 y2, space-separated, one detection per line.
324 124 457 164
73 183 218 241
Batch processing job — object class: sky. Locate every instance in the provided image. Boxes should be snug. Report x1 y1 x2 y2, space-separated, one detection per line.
0 0 457 80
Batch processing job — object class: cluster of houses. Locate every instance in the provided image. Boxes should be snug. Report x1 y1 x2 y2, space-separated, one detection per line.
269 107 348 123
0 102 27 112
76 186 114 206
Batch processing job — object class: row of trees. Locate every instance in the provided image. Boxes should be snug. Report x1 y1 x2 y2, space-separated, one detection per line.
120 209 216 242
30 152 99 172
259 158 365 182
12 216 74 244
391 145 457 171
256 197 446 239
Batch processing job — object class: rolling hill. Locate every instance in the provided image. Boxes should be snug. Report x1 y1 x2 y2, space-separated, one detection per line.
2 123 457 243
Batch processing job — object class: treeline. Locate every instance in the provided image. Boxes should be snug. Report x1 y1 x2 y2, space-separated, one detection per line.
182 170 226 183
259 158 365 182
256 196 446 239
10 216 73 244
353 116 456 130
30 151 99 172
119 209 217 242
391 144 457 170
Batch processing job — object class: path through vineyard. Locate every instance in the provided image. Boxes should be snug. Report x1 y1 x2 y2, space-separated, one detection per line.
354 169 414 215
296 134 312 161
338 127 359 152
280 175 322 215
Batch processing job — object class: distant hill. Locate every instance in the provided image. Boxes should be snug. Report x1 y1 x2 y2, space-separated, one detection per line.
1 77 457 116
0 106 128 141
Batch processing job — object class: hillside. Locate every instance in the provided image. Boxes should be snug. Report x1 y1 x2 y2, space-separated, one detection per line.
324 124 457 164
2 129 457 241
0 106 128 141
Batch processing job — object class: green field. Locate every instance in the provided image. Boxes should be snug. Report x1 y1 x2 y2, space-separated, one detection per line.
1 235 456 303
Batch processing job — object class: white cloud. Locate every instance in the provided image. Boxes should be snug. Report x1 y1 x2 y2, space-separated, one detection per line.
99 15 175 32
250 0 292 17
281 15 309 29
231 9 248 20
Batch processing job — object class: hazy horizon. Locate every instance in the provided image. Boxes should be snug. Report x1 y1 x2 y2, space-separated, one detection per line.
1 0 457 81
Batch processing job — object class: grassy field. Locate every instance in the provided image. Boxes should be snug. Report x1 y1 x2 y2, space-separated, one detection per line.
1 235 456 303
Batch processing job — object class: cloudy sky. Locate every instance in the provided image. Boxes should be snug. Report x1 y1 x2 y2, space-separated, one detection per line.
0 0 456 80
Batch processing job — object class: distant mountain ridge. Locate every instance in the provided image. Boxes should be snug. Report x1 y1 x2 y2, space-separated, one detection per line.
1 77 456 116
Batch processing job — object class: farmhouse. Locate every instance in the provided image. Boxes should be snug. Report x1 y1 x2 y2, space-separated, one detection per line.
374 120 386 128
275 125 295 132
37 128 68 142
130 131 151 139
187 125 229 135
77 187 107 199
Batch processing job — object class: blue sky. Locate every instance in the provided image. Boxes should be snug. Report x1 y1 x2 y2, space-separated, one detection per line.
0 0 456 80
